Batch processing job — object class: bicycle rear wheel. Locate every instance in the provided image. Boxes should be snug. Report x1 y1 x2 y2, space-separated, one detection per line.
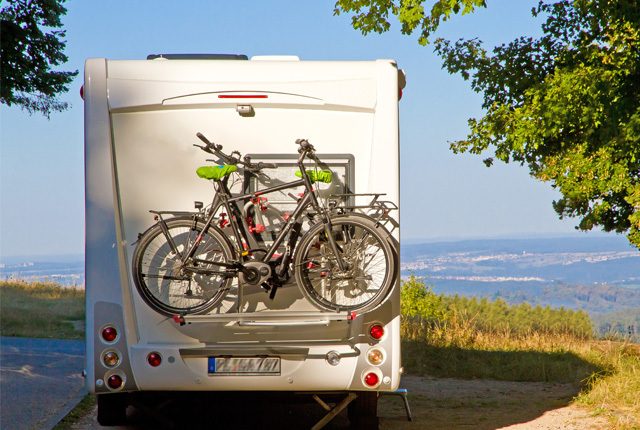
132 218 235 316
294 215 395 313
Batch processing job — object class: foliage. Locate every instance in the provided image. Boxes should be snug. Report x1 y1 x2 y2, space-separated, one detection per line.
0 280 85 339
335 1 640 250
400 278 593 337
0 0 78 117
400 275 444 320
434 1 640 250
591 307 640 343
333 0 486 45
442 294 594 337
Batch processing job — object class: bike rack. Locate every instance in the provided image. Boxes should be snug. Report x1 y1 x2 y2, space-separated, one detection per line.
328 193 399 234
173 310 358 326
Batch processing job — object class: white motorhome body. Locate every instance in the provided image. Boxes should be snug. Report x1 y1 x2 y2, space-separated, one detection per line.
84 55 403 423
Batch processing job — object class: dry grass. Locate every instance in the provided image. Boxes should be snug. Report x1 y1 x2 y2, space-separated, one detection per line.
576 342 640 429
401 313 640 428
0 280 85 339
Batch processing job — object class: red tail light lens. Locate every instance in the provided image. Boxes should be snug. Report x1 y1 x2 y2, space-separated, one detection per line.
369 324 384 340
107 374 123 389
147 352 162 367
364 372 379 387
102 326 118 342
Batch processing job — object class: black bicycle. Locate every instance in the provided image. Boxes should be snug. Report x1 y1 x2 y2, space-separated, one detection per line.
131 132 396 316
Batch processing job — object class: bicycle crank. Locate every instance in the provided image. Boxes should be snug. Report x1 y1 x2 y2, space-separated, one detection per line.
239 261 272 286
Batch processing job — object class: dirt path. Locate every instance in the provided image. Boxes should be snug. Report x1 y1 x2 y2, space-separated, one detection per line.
379 376 608 429
70 376 609 429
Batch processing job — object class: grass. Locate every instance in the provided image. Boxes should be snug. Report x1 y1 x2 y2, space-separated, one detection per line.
0 280 85 340
576 342 640 429
401 313 640 429
52 395 97 430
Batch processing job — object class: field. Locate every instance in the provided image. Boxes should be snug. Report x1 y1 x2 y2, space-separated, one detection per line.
0 280 85 339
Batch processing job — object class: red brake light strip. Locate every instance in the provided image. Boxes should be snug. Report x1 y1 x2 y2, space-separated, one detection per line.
218 95 268 99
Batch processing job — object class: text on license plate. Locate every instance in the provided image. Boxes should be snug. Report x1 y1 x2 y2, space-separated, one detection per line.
208 357 281 375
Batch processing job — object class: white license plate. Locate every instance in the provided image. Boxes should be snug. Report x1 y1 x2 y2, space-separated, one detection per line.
208 357 281 375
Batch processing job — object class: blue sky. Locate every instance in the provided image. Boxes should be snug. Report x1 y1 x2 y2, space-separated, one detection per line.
0 0 610 258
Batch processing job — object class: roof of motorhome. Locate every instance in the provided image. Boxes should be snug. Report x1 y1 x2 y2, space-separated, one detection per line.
145 54 302 61
147 54 248 60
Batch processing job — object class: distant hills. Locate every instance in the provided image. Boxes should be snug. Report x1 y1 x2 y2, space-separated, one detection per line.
0 254 84 286
401 236 640 316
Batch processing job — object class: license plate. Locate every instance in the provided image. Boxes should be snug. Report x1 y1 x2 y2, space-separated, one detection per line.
208 357 280 375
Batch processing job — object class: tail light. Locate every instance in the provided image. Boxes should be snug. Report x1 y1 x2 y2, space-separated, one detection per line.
364 372 380 387
103 351 120 368
107 374 124 390
101 326 118 343
369 324 385 340
147 352 162 367
367 348 385 366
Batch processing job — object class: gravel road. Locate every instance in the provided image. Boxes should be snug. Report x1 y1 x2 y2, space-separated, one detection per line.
0 337 86 430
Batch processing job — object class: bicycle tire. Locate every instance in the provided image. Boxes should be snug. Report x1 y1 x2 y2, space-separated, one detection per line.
132 218 235 316
294 215 395 313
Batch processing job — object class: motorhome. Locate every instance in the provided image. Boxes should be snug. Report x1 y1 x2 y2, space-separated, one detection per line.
84 54 405 428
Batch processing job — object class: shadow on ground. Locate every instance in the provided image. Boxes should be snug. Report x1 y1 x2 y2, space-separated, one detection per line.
74 377 587 430
401 341 604 383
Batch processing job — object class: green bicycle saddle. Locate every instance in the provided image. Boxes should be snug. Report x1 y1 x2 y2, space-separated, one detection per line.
295 170 332 184
196 165 238 180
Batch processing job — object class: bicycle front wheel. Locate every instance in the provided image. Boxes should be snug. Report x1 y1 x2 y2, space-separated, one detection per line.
294 215 395 313
132 218 235 316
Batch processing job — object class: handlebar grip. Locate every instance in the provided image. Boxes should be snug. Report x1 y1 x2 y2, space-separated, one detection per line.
196 132 223 152
196 132 211 145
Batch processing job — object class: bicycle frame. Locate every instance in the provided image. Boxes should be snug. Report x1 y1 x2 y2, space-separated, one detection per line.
161 148 346 281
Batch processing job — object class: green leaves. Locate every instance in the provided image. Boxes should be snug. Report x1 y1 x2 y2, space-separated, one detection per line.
435 1 640 249
0 0 78 118
334 0 640 249
334 0 486 45
400 275 444 320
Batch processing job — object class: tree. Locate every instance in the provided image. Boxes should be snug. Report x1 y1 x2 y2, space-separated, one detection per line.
335 0 640 250
334 0 486 45
1 0 77 117
400 275 444 321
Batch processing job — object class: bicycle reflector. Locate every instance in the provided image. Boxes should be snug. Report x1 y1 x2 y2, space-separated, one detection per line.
101 326 118 343
147 352 162 367
369 324 385 340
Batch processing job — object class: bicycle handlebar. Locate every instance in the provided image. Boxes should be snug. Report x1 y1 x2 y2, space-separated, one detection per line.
196 132 278 172
295 138 314 153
